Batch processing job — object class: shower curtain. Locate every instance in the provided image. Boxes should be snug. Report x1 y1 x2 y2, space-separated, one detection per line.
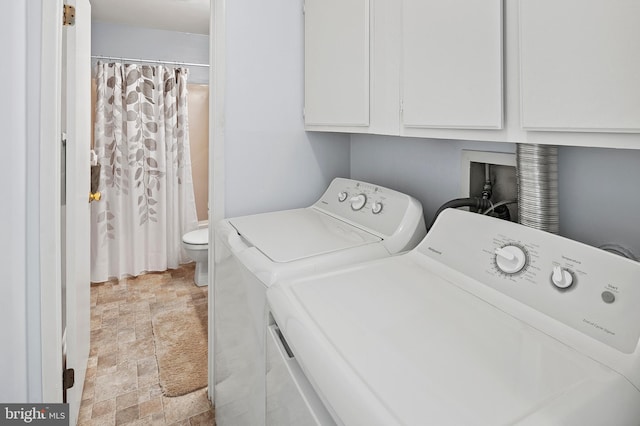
91 62 198 282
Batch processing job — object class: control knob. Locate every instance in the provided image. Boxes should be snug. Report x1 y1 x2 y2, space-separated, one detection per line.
372 201 383 214
551 266 574 289
495 245 527 274
350 194 367 211
338 191 348 202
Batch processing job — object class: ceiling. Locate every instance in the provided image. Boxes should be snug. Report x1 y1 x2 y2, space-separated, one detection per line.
90 0 210 35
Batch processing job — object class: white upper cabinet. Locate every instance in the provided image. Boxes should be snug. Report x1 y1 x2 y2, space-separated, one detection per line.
302 0 640 148
304 0 370 127
520 0 640 132
402 0 504 130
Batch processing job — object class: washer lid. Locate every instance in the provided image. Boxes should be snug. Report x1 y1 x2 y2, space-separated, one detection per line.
270 255 629 426
183 228 208 245
229 208 381 263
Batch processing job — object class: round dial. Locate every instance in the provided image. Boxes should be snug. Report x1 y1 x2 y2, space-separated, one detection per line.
338 191 348 202
551 266 574 289
350 194 367 211
495 245 527 275
372 201 383 214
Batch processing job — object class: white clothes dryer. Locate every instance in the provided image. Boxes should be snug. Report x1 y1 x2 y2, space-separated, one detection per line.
268 209 640 425
212 178 426 426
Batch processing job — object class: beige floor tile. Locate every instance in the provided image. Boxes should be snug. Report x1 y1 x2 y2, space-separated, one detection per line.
188 409 215 426
78 404 93 424
81 379 95 403
136 386 151 404
85 365 97 381
166 420 190 426
97 352 117 371
138 373 159 388
84 413 116 426
118 313 137 329
117 337 155 360
91 398 115 418
103 306 120 320
115 404 139 424
91 316 102 331
95 340 119 357
93 360 138 402
127 417 156 426
118 327 137 344
136 356 157 378
135 325 153 340
139 397 163 418
80 264 214 425
151 412 166 424
162 389 212 424
116 390 139 411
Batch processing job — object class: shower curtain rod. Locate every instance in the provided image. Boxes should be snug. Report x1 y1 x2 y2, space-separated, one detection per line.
91 55 209 68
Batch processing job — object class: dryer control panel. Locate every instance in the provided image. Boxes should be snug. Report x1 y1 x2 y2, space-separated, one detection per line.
313 178 425 253
419 209 640 355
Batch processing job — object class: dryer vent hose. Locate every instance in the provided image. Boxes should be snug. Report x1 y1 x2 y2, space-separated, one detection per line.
516 144 559 234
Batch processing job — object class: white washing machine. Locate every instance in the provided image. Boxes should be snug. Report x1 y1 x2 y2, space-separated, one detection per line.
212 177 426 425
268 209 640 425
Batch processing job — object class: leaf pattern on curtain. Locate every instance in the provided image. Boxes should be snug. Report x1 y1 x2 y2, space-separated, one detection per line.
91 62 198 283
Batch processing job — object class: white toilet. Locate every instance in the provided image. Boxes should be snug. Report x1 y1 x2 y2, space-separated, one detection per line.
182 228 209 286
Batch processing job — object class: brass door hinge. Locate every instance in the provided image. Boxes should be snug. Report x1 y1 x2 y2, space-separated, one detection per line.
63 4 76 26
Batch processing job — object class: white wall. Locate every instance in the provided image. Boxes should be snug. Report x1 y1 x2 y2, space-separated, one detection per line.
558 146 640 258
1 0 29 402
1 0 48 403
91 21 210 84
223 0 350 217
351 135 640 258
351 135 516 223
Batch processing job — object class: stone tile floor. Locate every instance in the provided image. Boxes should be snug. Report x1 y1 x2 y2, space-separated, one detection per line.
78 263 215 425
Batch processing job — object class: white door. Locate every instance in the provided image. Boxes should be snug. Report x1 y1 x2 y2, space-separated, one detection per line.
62 0 91 423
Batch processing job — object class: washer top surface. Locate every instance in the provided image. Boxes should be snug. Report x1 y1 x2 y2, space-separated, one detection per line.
228 208 381 263
270 255 629 426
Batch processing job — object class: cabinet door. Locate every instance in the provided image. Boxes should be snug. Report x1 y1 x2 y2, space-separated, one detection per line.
402 0 504 129
304 0 369 127
520 0 640 132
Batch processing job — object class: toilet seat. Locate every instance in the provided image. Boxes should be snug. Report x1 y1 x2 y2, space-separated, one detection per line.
183 229 208 246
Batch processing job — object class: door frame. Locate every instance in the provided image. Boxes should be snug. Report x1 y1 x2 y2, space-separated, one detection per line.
208 0 227 400
38 0 65 403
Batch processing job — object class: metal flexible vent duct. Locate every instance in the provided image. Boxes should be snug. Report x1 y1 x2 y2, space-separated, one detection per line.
516 144 559 234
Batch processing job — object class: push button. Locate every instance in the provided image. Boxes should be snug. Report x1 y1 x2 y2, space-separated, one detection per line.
601 291 616 304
